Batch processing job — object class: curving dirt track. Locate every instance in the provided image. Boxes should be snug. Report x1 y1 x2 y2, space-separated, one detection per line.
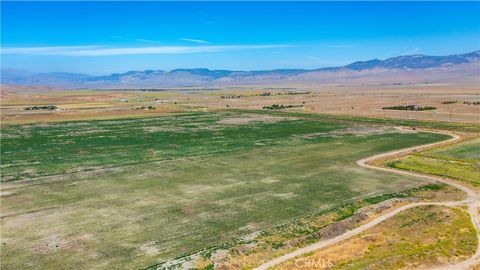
255 130 480 270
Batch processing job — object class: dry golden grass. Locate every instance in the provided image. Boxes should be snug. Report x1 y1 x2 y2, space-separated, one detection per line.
201 84 480 123
0 89 187 124
2 84 479 125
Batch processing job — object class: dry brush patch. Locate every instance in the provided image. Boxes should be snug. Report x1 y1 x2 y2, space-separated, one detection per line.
274 205 477 270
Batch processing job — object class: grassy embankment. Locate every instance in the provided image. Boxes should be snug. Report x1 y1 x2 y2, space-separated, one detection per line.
275 205 477 270
388 138 480 187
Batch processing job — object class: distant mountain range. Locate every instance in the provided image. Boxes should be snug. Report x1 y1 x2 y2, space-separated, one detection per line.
2 50 479 88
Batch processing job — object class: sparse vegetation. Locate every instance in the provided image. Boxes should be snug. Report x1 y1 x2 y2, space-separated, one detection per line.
442 100 457 104
4 86 480 125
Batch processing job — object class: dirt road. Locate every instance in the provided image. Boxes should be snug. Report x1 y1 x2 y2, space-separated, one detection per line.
255 130 479 270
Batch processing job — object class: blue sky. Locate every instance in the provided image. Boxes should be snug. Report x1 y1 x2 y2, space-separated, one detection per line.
1 1 479 75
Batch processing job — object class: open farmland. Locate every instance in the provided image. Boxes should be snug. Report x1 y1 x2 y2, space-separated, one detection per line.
2 2 480 269
2 84 479 125
0 111 452 269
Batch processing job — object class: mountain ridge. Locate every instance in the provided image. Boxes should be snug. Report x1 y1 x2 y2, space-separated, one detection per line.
2 50 479 88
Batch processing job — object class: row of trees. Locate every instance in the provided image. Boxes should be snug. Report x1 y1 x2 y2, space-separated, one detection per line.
24 105 58 111
220 95 242 99
132 106 156 110
258 91 311 97
382 105 436 111
262 104 303 110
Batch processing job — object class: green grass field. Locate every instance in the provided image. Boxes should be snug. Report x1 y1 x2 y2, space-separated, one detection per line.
389 138 480 186
427 138 480 161
1 111 452 269
2 112 345 181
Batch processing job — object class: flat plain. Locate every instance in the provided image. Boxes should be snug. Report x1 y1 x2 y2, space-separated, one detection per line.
2 84 479 125
1 111 452 269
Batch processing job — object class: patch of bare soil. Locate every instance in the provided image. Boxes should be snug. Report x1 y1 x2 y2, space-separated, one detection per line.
299 126 389 139
0 190 15 197
139 241 160 256
217 114 293 125
143 126 185 133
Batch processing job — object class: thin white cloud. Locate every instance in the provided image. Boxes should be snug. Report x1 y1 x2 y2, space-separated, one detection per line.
1 45 290 57
180 38 210 44
110 36 161 43
306 55 323 62
1 45 102 54
135 39 161 43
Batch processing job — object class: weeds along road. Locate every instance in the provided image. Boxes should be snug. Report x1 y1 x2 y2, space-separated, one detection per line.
255 129 480 270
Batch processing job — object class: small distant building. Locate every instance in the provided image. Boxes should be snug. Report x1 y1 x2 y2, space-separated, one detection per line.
121 98 129 102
